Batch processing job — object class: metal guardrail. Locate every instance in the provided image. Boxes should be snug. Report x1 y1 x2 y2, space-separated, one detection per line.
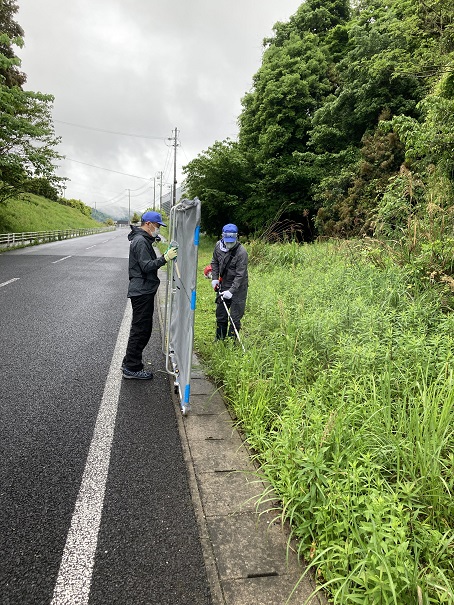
0 227 116 249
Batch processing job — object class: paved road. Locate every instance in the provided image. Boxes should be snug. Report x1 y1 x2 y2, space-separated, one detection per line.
0 230 212 605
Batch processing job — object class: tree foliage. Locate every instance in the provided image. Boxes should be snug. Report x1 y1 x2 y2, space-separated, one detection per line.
23 176 59 201
56 197 92 217
184 139 251 235
0 0 25 87
184 0 454 242
0 0 62 205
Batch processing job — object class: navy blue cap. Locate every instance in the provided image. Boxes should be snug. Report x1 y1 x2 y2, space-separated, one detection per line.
141 211 166 226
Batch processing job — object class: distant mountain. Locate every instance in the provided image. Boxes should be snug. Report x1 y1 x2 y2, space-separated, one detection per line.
113 206 134 221
91 207 133 222
91 208 113 222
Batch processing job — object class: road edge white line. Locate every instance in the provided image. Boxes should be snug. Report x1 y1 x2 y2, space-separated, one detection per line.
0 277 20 288
51 302 132 605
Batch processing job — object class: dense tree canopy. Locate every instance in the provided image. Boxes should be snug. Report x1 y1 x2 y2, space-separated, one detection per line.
184 0 454 240
183 139 252 235
0 0 62 205
0 0 25 87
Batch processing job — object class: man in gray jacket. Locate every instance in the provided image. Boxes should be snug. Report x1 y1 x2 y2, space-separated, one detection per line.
122 211 177 380
210 223 248 340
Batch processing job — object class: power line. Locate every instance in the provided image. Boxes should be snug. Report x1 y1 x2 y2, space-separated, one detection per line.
130 188 151 198
97 184 151 206
100 187 151 206
64 157 150 179
54 119 167 140
179 143 191 164
56 125 185 208
96 192 127 206
128 181 152 194
161 145 173 183
59 180 122 198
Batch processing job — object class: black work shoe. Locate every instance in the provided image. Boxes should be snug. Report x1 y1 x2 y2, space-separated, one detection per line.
122 368 153 380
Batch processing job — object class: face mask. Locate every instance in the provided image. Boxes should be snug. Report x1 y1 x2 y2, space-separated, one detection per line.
152 226 160 237
225 241 236 250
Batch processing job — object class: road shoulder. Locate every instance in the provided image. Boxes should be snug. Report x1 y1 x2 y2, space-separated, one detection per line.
157 274 325 605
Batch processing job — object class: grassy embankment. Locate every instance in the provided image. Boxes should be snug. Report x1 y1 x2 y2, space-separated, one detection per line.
194 235 454 605
0 194 103 233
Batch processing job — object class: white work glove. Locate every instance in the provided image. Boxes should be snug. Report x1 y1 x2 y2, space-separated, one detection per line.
221 290 232 300
212 279 219 290
164 247 178 262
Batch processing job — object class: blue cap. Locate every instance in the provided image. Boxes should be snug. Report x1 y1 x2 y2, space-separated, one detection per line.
141 211 166 226
222 223 238 242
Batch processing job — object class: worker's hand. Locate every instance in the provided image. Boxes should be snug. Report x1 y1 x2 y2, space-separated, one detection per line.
164 247 178 262
212 279 219 290
221 290 232 300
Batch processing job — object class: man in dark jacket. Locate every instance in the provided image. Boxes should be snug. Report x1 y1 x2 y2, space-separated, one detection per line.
122 211 177 380
210 223 248 340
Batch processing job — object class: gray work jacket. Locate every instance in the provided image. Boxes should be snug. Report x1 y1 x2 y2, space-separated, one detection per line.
210 240 248 294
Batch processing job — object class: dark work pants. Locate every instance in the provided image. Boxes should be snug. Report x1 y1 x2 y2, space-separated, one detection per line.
216 290 247 339
122 293 156 371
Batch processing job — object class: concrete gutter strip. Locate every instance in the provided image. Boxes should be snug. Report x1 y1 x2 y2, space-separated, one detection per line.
158 274 326 605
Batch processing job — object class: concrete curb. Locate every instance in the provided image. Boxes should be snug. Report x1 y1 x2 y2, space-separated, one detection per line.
157 270 325 605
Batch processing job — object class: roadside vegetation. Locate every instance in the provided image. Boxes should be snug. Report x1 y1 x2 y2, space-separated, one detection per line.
185 6 454 597
194 234 453 605
0 193 105 233
2 2 453 602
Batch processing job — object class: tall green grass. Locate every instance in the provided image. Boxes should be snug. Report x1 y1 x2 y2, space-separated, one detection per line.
195 237 454 604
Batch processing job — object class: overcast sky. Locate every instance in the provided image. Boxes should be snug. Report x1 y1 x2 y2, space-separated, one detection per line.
16 0 302 218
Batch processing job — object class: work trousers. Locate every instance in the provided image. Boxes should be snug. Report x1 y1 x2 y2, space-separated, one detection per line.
216 289 247 339
122 293 156 371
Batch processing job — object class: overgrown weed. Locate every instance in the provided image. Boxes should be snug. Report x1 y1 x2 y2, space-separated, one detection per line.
194 236 454 604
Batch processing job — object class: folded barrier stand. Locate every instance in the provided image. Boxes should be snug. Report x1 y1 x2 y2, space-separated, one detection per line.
162 197 201 416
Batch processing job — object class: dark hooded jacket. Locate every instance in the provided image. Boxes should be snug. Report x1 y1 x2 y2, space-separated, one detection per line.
127 226 166 297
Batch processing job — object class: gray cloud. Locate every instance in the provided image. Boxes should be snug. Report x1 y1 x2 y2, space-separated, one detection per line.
17 0 301 217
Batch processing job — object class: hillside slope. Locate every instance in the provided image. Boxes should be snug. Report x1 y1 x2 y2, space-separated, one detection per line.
0 195 104 233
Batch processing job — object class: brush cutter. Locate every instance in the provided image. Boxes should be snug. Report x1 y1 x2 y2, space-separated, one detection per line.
216 293 246 353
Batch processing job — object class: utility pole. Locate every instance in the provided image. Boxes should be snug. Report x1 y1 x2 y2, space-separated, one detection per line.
127 189 131 223
167 127 179 208
153 177 156 210
156 172 163 211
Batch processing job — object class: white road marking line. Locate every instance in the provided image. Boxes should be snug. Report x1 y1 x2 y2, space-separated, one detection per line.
51 302 132 605
85 245 97 250
52 256 72 264
0 278 20 288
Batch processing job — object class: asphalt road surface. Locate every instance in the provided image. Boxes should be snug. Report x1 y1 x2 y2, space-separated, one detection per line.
0 230 212 605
